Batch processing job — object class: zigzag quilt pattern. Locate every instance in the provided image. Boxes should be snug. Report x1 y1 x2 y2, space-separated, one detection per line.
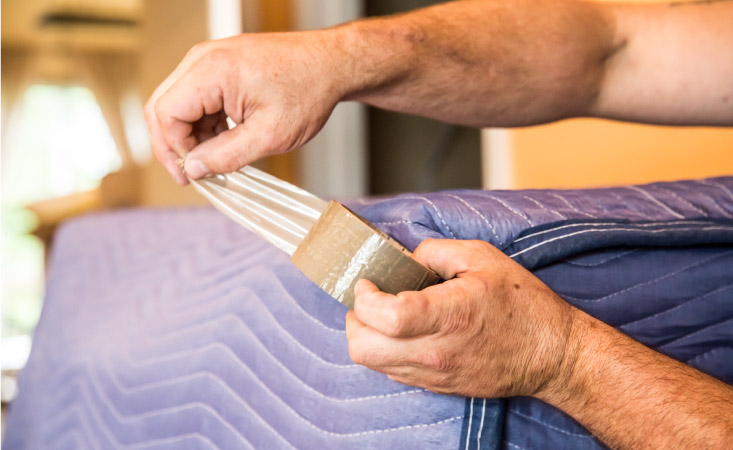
4 177 732 450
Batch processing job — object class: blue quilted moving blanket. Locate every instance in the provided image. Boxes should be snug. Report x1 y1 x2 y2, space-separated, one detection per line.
4 177 733 450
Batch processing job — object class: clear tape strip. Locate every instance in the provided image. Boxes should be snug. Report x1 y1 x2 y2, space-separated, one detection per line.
187 164 328 255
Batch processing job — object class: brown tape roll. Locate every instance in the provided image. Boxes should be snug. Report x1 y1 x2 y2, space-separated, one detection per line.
290 201 440 309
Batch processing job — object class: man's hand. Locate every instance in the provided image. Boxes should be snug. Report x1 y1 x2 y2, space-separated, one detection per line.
144 32 346 185
346 239 578 399
347 238 733 450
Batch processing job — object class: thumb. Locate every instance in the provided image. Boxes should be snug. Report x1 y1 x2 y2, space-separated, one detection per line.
183 117 272 178
412 239 498 279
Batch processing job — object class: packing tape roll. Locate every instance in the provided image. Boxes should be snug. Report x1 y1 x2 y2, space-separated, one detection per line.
291 201 440 309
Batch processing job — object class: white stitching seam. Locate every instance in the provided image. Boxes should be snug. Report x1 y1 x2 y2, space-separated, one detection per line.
548 192 597 219
509 226 733 260
625 186 685 219
398 196 457 238
521 194 567 221
513 220 715 244
653 185 708 217
484 194 533 226
464 398 474 450
446 194 501 242
100 355 445 440
676 183 733 218
131 322 427 403
698 179 733 201
116 351 426 405
476 398 487 449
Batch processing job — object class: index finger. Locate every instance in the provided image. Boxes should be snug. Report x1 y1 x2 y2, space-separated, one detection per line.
353 279 443 338
145 112 188 185
145 44 211 184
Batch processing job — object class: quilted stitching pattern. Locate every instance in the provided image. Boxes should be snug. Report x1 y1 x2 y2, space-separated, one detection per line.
4 177 732 450
355 177 733 251
4 210 465 450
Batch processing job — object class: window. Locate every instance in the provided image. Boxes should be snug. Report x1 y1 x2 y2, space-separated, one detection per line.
1 84 120 372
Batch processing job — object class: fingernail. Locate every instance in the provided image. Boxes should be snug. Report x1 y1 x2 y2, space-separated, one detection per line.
185 158 208 179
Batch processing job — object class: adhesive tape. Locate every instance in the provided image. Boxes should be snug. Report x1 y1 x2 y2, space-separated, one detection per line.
291 201 440 309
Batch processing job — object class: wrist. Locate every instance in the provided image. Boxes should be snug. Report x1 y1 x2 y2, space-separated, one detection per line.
535 307 595 409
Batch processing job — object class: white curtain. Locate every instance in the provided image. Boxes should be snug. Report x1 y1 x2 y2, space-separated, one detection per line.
77 52 139 168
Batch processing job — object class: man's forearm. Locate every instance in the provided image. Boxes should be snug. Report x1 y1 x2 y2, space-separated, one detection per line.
330 0 618 127
329 0 733 127
539 309 733 449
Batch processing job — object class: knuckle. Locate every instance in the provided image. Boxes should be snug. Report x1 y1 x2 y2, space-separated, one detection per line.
417 348 453 372
402 291 428 313
353 290 374 313
466 275 491 296
382 303 407 338
416 238 439 255
152 145 166 161
470 240 499 262
261 130 280 153
203 47 230 66
180 135 197 153
153 98 167 119
395 291 428 325
412 242 428 262
187 41 210 58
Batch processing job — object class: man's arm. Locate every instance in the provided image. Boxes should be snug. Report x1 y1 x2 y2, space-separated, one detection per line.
146 0 733 183
595 0 733 126
542 306 733 449
346 239 733 450
338 0 617 128
344 0 733 128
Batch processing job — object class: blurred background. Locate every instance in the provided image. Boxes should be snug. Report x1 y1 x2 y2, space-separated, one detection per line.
1 0 732 417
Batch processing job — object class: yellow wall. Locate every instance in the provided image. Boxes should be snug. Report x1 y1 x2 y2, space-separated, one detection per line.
137 0 211 206
509 0 733 190
511 119 733 189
